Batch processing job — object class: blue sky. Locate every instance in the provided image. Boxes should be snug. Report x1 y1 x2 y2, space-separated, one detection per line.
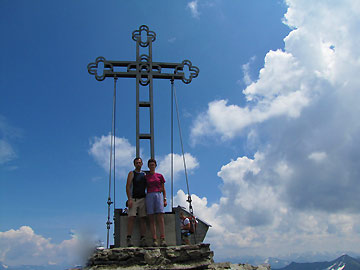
1 0 360 268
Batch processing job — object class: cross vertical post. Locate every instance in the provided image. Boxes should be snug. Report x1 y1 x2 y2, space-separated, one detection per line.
133 26 156 158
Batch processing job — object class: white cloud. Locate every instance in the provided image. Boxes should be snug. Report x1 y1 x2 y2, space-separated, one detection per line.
191 0 360 143
188 0 360 260
174 189 221 235
88 134 135 178
0 226 94 267
217 154 261 184
191 49 312 142
157 153 199 181
88 135 199 185
243 50 307 101
168 37 176 43
187 0 200 18
308 151 327 162
191 87 309 142
88 134 190 187
174 150 360 259
241 56 256 86
0 140 16 165
0 115 20 165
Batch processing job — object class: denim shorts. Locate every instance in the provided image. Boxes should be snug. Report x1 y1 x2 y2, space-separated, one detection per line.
146 192 164 214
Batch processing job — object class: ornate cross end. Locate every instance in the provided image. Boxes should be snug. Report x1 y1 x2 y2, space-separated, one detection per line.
87 57 114 81
132 25 156 47
175 60 200 84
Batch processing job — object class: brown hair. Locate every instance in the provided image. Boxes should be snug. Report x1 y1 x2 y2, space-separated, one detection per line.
147 158 157 167
133 157 142 165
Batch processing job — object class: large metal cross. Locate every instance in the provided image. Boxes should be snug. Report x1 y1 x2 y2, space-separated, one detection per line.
87 25 199 158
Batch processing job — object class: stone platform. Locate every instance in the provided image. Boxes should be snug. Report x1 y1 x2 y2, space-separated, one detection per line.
85 244 271 270
86 243 214 270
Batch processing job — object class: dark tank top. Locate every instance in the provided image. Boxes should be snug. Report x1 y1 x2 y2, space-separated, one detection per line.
132 170 146 198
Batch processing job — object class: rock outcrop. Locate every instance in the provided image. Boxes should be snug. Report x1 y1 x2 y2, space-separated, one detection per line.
86 243 214 270
85 244 271 270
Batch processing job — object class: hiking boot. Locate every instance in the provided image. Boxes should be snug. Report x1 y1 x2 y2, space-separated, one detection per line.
160 238 167 247
126 237 133 247
152 239 158 247
139 237 147 247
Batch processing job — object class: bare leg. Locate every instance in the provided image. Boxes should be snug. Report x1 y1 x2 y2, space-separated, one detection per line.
149 214 157 239
127 216 136 236
157 213 165 239
139 216 147 237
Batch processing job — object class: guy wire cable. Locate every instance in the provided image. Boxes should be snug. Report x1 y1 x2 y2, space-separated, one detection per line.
106 76 117 249
173 82 193 215
173 82 197 243
113 77 117 210
170 79 174 210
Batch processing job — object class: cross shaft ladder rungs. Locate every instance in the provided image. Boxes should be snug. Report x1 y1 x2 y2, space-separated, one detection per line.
139 101 151 107
139 134 152 140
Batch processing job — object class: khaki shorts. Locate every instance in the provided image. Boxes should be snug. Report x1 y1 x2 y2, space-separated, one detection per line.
128 198 147 217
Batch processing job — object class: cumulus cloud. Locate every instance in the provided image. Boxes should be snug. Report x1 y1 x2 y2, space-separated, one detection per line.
192 0 360 212
157 153 199 181
174 151 360 259
191 50 313 142
0 226 95 267
240 56 256 86
89 135 199 183
188 0 360 260
308 151 327 162
88 134 135 178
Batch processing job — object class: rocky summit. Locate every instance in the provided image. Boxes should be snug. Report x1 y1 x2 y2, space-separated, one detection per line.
85 243 271 270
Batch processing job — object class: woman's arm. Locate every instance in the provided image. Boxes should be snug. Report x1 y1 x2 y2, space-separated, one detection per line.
161 182 167 207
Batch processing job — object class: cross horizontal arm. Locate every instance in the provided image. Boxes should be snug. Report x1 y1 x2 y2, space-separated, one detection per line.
108 61 186 69
101 70 185 80
87 57 199 84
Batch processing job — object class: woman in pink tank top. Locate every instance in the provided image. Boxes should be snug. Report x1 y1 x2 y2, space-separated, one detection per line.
145 158 167 247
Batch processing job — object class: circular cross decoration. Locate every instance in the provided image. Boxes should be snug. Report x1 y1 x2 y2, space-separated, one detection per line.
175 60 200 84
139 54 151 86
132 25 156 48
87 56 113 81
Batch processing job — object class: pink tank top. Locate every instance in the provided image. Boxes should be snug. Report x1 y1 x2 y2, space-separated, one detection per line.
145 173 165 193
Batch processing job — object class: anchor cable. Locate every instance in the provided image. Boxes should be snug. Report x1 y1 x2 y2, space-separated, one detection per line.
171 79 174 210
173 82 197 243
113 77 117 210
106 77 117 249
173 82 193 215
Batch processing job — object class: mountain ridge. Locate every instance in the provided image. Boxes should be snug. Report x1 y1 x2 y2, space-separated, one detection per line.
273 254 360 270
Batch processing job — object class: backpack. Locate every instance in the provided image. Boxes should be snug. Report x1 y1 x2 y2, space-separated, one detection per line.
188 215 197 234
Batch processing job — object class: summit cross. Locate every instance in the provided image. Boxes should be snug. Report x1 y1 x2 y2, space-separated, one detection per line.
87 25 199 158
